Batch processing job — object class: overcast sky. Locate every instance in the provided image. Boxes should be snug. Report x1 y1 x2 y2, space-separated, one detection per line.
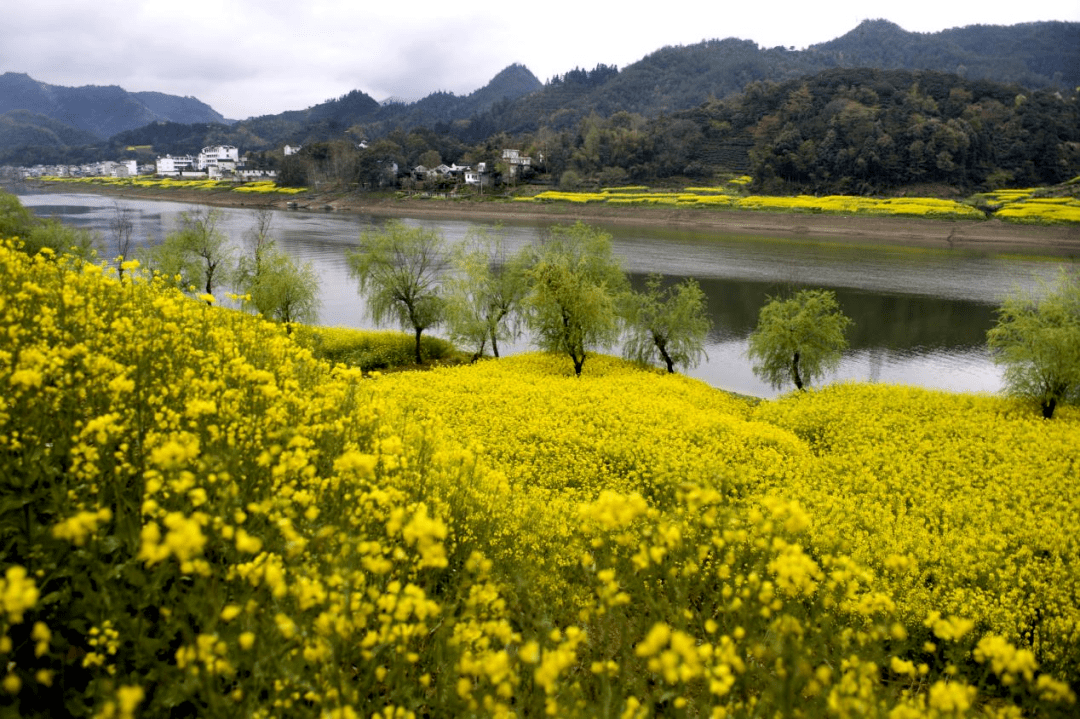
3 1 1077 121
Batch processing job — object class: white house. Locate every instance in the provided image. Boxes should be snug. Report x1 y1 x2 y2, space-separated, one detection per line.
464 162 491 186
156 155 196 176
502 149 532 178
197 145 239 172
412 165 441 181
283 144 302 156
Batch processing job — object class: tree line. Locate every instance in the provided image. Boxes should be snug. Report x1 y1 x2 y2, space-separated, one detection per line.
346 220 1080 418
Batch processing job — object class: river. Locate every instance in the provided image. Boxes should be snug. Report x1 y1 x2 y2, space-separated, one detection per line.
15 190 1070 398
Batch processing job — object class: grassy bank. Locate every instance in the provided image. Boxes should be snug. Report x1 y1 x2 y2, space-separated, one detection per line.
2 238 1078 717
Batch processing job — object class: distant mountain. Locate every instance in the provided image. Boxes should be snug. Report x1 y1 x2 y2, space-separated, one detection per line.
132 91 232 126
808 20 1080 89
0 110 100 150
0 72 229 143
218 64 544 150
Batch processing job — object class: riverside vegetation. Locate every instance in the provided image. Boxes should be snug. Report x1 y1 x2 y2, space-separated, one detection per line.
2 220 1079 718
34 174 1080 226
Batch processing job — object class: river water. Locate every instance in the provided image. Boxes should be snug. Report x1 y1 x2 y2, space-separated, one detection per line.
15 190 1070 398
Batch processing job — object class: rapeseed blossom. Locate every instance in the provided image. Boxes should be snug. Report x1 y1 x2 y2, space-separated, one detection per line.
1 237 1077 718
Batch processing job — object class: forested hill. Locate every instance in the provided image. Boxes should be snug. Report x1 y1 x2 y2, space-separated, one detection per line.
812 20 1079 89
0 72 229 139
698 68 1079 194
463 20 1078 139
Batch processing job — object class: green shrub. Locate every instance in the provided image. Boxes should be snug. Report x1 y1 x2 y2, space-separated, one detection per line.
294 326 456 370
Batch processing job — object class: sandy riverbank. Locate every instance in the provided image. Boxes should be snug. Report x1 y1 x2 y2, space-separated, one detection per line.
23 181 1080 257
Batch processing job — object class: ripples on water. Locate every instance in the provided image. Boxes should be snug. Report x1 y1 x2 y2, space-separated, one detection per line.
18 191 1068 398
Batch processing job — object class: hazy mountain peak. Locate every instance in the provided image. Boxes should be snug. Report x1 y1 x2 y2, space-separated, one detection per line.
0 73 228 139
466 64 543 107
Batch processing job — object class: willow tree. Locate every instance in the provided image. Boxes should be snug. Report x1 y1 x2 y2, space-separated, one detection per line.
526 222 628 376
145 208 232 297
622 274 711 374
245 250 321 332
748 289 852 391
987 271 1080 419
236 210 320 333
443 229 530 362
347 220 445 364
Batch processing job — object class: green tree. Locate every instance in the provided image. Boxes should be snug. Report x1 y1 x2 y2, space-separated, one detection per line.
444 229 530 361
526 222 628 376
418 149 442 169
245 250 321 333
0 190 35 239
236 208 275 281
145 208 232 297
622 274 712 374
987 271 1080 419
237 209 320 333
346 220 446 364
22 220 99 261
748 289 852 391
0 190 98 260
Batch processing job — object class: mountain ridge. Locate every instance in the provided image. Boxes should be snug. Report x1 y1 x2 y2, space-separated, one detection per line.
0 71 230 141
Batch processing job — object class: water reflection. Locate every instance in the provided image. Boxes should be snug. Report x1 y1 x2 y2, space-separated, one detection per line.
16 190 1068 398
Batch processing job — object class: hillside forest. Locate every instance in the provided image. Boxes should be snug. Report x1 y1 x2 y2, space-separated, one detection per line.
272 69 1080 195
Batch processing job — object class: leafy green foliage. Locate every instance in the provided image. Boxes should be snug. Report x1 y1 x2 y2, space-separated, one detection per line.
143 208 232 297
987 271 1080 419
748 289 852 391
443 229 530 360
21 220 99 260
0 190 98 259
622 274 711 374
346 220 446 364
293 326 456 371
235 209 320 332
0 190 36 240
242 250 320 331
525 222 629 376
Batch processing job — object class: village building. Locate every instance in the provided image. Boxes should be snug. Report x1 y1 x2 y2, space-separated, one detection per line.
155 155 196 176
502 149 533 179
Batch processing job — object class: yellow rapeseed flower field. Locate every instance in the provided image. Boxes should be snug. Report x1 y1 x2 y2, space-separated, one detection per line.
518 184 1079 224
1 237 1077 717
39 176 308 194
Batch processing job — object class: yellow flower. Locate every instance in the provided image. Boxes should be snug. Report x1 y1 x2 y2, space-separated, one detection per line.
928 680 976 712
0 566 39 623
